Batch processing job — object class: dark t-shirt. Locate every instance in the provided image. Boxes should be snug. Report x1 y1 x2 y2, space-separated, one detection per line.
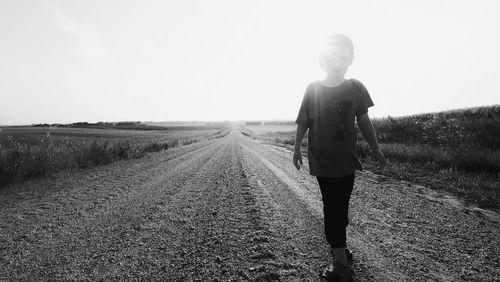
295 78 374 177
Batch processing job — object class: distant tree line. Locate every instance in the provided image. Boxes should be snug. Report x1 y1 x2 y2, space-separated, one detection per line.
29 121 231 131
31 121 145 129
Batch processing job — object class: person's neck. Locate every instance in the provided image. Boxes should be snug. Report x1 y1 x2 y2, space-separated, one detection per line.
320 75 346 87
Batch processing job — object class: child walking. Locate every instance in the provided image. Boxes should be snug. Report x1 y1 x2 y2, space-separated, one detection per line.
293 34 386 281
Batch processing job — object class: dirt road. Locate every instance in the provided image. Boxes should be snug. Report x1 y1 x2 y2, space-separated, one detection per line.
1 131 499 281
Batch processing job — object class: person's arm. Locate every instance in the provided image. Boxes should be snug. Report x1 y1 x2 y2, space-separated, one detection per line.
293 124 308 170
357 113 386 168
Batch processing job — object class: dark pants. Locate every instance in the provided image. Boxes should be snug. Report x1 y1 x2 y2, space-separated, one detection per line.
317 174 355 249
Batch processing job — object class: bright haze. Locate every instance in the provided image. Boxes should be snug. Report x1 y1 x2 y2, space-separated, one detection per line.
1 0 499 125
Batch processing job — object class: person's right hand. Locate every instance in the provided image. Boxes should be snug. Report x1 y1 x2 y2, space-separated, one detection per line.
293 150 303 170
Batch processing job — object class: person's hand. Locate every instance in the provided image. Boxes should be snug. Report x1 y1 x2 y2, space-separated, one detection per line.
293 150 303 170
371 148 386 169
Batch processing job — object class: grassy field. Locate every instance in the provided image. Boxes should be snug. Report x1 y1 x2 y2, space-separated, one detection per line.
0 127 219 146
0 126 228 187
242 105 500 212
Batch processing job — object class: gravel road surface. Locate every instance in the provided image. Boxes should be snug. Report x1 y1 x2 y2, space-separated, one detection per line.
1 131 498 281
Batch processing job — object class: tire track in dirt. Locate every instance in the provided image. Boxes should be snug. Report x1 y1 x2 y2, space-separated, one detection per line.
239 142 329 281
164 132 282 281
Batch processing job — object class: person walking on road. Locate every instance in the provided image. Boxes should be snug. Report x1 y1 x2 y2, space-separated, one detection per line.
293 34 386 282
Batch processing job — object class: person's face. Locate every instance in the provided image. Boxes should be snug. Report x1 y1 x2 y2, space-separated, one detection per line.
320 45 352 75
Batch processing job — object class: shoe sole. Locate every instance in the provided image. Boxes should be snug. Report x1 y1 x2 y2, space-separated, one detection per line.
320 262 354 282
320 269 354 282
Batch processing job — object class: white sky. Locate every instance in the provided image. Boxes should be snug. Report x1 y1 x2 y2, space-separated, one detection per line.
1 0 499 125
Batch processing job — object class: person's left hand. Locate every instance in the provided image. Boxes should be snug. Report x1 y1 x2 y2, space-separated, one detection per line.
293 150 303 170
371 149 387 169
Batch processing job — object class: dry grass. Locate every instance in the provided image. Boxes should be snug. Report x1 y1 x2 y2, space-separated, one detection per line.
356 142 500 174
0 127 225 187
0 136 174 187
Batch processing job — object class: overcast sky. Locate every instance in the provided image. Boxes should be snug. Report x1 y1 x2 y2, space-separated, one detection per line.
1 0 499 125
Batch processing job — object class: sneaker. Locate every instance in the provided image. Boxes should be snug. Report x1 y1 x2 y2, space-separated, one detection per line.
330 248 354 266
321 262 354 282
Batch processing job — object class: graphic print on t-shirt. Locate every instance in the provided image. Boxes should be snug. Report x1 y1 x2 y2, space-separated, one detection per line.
327 101 354 142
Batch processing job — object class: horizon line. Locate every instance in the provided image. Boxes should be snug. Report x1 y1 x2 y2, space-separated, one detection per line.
1 104 498 127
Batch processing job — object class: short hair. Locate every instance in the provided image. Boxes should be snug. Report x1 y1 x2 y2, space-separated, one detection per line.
319 34 354 66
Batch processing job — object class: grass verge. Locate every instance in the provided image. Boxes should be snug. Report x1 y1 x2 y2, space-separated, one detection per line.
0 136 179 188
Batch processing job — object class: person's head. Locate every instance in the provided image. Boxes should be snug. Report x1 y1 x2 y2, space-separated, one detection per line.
318 34 354 77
